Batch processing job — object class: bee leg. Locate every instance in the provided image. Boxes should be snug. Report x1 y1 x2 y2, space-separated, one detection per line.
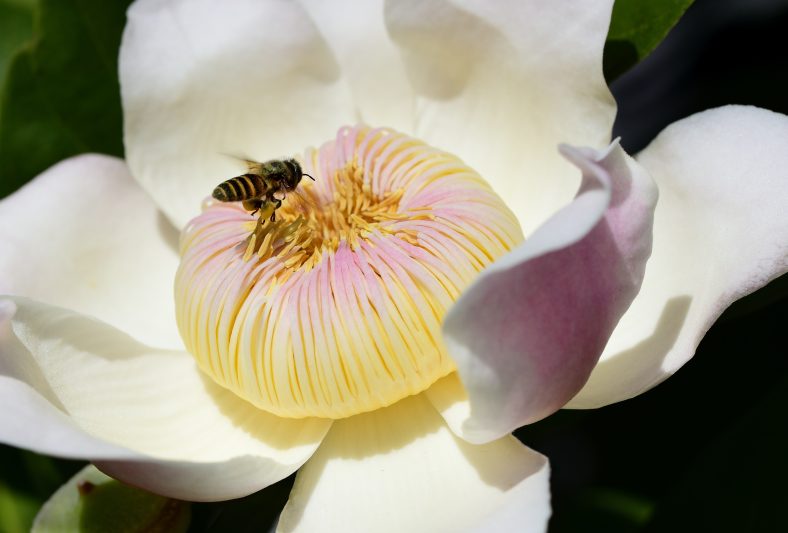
242 198 263 216
269 199 282 223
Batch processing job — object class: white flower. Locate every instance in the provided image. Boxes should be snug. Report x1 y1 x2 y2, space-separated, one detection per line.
1 1 787 532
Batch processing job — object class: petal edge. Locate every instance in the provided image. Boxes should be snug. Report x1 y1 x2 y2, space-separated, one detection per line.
277 394 550 533
0 296 331 501
436 142 657 443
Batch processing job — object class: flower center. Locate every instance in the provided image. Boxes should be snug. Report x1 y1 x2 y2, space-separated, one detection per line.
241 157 410 271
175 126 523 419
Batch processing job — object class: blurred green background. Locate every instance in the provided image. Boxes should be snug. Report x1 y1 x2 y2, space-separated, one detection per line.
1 0 786 531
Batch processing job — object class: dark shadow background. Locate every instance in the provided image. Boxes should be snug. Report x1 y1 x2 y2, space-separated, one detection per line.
612 0 788 152
1 0 787 531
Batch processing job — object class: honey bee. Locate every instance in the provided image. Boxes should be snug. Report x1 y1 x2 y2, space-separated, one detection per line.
212 158 314 223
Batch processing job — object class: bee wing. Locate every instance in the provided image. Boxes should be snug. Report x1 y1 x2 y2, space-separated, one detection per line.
288 187 320 212
219 152 264 174
243 160 265 174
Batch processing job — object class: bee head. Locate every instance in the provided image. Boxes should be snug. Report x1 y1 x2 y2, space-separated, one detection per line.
283 159 304 190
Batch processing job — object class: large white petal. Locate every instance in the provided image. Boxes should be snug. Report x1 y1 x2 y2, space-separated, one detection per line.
0 154 181 349
384 0 617 234
277 394 550 533
569 105 788 408
298 0 415 132
120 0 357 228
0 297 331 501
432 143 657 443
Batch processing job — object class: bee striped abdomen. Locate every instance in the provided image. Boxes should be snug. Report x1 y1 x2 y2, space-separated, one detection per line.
212 174 267 202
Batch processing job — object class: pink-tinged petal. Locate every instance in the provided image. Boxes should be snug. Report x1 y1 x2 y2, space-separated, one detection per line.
277 393 550 533
0 297 331 501
120 0 357 228
432 142 657 443
0 154 181 349
384 0 617 235
569 105 788 408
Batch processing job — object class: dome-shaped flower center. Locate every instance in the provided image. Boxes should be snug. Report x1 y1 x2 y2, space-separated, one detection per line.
175 126 523 418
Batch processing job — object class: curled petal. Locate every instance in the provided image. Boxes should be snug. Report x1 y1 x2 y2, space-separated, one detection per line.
384 0 617 234
569 105 788 407
120 0 357 227
0 297 331 501
0 155 181 349
433 142 657 443
277 394 550 533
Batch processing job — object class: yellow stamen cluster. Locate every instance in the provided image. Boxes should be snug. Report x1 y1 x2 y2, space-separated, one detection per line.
241 163 412 272
175 127 522 419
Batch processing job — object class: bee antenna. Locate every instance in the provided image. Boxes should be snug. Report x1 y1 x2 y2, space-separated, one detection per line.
303 172 316 181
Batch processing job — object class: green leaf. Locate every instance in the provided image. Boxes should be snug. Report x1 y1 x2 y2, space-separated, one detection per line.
0 0 35 90
0 445 85 533
32 465 191 533
0 0 131 198
604 0 695 82
0 481 41 533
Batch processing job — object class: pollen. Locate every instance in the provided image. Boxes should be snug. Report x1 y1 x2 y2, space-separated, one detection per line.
175 126 523 419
